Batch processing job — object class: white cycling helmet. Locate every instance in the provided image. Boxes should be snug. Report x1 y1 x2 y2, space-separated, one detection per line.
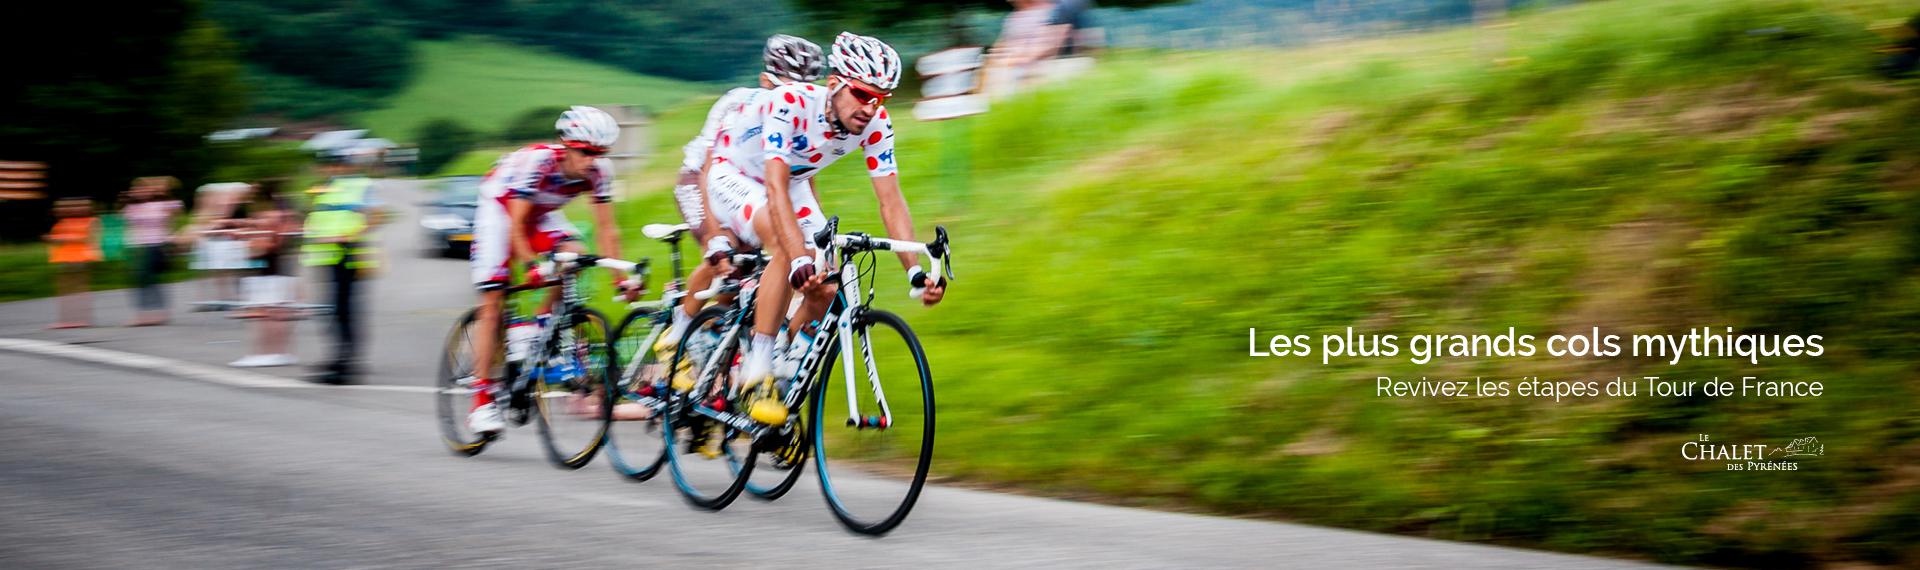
765 34 826 83
555 105 619 150
828 32 901 91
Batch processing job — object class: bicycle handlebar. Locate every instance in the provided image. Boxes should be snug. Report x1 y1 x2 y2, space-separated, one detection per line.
551 251 642 274
811 216 953 299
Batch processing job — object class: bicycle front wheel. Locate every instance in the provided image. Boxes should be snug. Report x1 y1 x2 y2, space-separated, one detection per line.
531 308 615 469
809 309 935 536
606 308 669 482
662 306 757 510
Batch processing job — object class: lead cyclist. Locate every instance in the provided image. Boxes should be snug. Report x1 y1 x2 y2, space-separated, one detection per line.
704 32 946 423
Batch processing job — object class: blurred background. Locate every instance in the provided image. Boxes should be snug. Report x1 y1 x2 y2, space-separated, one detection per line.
5 0 1920 568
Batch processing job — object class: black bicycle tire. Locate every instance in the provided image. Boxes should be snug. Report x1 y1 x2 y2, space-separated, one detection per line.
809 309 935 536
606 307 669 482
438 307 493 457
532 308 614 470
661 305 758 510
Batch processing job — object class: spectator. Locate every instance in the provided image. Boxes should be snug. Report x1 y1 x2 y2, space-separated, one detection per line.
45 197 101 329
186 182 256 311
1045 0 1102 59
986 0 1059 98
302 155 382 384
122 176 183 326
231 180 301 368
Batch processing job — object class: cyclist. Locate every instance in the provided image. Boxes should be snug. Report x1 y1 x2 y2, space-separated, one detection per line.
662 35 826 348
704 32 946 423
466 106 639 436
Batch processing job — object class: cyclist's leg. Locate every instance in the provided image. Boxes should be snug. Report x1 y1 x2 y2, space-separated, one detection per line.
783 181 836 348
744 207 795 388
668 165 755 344
471 288 506 398
469 200 515 412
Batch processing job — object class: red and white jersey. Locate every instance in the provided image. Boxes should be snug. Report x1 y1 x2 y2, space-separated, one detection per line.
478 143 614 218
711 82 897 185
682 87 762 174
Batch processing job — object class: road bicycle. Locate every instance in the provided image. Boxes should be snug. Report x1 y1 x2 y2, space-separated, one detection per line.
662 215 951 535
435 250 640 469
602 222 712 482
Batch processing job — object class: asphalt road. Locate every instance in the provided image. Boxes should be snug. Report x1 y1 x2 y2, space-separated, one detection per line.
0 179 1667 569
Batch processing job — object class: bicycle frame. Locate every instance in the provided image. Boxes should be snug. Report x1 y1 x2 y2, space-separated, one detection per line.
503 252 640 413
673 219 947 438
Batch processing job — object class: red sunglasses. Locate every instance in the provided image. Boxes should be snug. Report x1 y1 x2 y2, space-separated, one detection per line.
564 141 609 156
846 82 890 106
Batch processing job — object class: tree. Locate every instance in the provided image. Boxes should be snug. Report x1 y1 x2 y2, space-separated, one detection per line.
414 119 479 176
208 0 416 91
0 0 246 240
789 0 1188 36
499 106 570 145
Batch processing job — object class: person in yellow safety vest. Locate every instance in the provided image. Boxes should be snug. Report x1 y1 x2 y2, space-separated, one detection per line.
303 155 382 385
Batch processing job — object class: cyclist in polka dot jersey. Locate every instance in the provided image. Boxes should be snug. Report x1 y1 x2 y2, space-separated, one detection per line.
704 33 943 415
706 78 899 249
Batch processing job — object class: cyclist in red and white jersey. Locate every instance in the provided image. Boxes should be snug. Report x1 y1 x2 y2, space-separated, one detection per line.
466 106 638 436
705 32 945 418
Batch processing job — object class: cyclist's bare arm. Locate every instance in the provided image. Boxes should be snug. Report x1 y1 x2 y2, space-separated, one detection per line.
869 174 921 272
589 199 629 284
507 198 538 267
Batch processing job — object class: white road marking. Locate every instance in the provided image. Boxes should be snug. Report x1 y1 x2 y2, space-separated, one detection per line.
0 338 438 393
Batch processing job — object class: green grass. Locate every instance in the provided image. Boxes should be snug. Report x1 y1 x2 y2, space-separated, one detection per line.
433 147 513 177
0 242 196 304
599 0 1920 566
357 38 711 142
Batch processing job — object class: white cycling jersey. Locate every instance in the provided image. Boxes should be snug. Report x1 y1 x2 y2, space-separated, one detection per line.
680 87 762 175
710 82 897 185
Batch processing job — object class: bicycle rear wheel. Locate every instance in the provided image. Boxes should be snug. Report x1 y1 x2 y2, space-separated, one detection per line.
437 307 494 456
606 308 669 482
661 306 757 510
809 309 935 536
531 308 615 469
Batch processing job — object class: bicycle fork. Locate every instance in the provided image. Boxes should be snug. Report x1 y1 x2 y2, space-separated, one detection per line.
833 261 893 430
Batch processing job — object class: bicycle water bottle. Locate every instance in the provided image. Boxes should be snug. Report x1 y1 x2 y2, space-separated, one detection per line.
506 316 537 363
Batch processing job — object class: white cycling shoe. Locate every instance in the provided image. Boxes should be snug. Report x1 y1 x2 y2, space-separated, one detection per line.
772 345 804 382
468 403 506 436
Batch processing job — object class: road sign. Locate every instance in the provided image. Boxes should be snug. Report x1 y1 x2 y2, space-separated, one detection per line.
0 161 46 200
913 47 988 122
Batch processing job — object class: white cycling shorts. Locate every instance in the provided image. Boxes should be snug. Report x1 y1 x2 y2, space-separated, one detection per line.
470 198 581 289
705 161 824 250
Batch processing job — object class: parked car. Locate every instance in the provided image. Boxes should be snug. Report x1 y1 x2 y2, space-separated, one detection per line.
420 176 479 257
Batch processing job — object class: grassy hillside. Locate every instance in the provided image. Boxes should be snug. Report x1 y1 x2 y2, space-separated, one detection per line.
605 0 1920 566
357 38 710 142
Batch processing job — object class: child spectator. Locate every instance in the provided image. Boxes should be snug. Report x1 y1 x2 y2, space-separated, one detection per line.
45 197 102 329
